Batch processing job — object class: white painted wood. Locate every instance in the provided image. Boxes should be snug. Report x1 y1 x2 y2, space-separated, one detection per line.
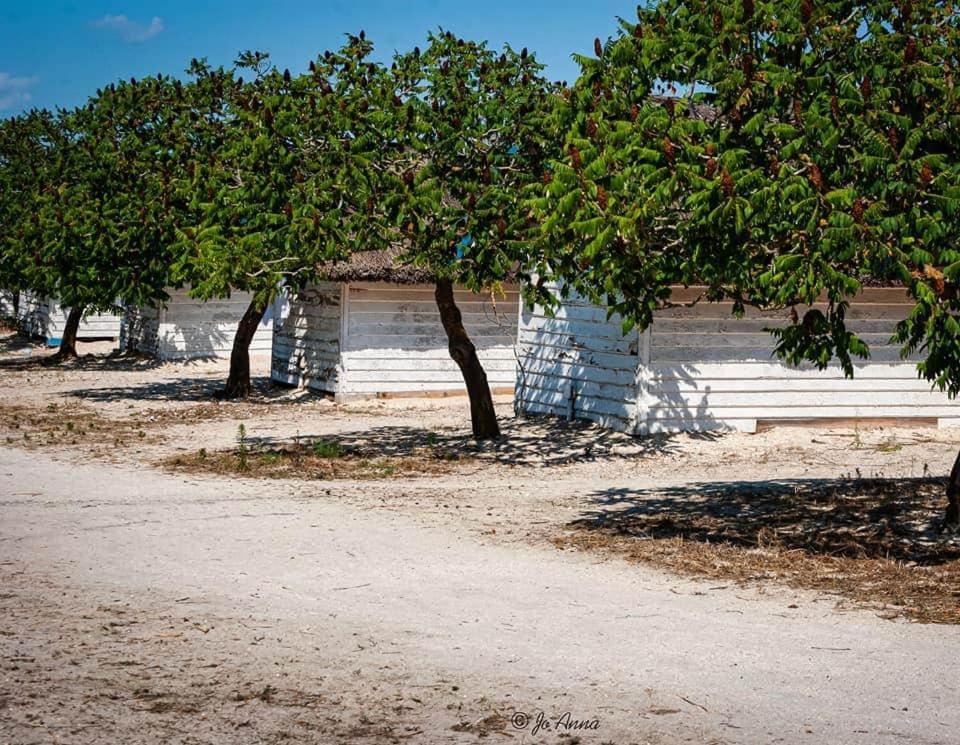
0 290 15 317
517 287 639 431
517 286 960 434
16 292 121 343
276 281 519 398
124 288 274 361
337 282 518 398
271 282 343 394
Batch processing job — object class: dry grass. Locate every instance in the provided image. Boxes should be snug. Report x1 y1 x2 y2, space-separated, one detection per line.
557 478 960 624
0 401 160 451
163 437 476 481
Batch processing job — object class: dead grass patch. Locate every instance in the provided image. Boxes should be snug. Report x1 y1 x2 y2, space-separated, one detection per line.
163 437 476 481
557 478 960 624
0 401 160 451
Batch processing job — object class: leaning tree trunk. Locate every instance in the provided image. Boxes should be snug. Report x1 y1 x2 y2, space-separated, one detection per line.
221 298 268 399
945 449 960 533
52 305 84 361
434 279 500 440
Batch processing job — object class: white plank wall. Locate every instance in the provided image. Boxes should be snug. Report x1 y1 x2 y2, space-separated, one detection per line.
516 289 639 431
645 287 957 433
271 282 343 393
338 283 519 396
16 293 121 342
274 281 519 398
517 286 960 434
0 290 15 317
121 304 161 357
126 288 274 361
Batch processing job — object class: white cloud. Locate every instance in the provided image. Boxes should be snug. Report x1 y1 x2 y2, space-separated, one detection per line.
0 73 39 111
91 14 165 43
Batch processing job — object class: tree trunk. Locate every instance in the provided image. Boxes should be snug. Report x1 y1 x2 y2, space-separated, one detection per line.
944 449 960 533
435 279 500 440
52 305 84 361
12 291 19 318
221 298 268 399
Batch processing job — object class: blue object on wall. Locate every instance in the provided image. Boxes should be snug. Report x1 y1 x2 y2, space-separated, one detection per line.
47 337 62 347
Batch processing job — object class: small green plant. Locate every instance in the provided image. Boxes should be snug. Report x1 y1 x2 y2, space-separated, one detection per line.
198 447 207 461
876 435 903 454
65 421 74 432
261 451 281 465
137 430 146 439
426 431 439 447
236 423 249 471
312 439 343 459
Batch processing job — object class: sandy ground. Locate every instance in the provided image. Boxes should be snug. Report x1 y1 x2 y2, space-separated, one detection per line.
2 336 960 744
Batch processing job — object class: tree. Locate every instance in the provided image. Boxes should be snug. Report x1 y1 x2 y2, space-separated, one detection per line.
383 31 557 439
0 113 46 321
533 1 960 528
172 40 381 398
1 77 186 360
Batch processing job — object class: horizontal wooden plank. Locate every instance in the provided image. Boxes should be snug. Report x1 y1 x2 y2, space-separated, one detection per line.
647 403 960 419
517 396 635 430
650 345 917 364
519 381 637 411
650 332 900 350
519 373 635 404
523 328 639 356
647 388 957 409
652 318 902 336
345 357 517 372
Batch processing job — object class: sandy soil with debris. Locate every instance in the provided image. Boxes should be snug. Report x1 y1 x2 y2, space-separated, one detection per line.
2 335 960 744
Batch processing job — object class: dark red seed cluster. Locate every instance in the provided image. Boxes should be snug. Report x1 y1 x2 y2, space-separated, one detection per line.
808 163 825 192
721 168 735 197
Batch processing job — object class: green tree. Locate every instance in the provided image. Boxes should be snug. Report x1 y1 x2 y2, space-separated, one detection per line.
172 39 381 398
1 77 186 359
384 31 557 439
533 1 960 528
0 113 47 321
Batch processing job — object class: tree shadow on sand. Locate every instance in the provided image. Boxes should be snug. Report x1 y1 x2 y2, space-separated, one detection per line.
242 414 707 467
572 478 960 566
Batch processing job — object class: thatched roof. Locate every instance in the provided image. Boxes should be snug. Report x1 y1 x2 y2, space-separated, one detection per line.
320 247 436 285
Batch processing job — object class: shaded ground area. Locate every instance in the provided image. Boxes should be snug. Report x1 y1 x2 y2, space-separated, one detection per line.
164 432 479 480
560 478 960 623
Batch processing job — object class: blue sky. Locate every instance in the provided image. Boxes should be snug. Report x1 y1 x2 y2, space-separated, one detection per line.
0 1 634 116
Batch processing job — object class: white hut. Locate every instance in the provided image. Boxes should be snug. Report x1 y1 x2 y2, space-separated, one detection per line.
272 251 519 399
517 286 959 434
122 287 275 361
16 292 122 345
0 290 15 318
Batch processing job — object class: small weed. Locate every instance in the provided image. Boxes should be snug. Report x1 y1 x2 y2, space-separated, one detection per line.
876 436 903 454
65 421 74 432
261 452 282 465
198 447 207 461
312 439 343 459
137 430 146 439
425 432 439 447
236 423 249 471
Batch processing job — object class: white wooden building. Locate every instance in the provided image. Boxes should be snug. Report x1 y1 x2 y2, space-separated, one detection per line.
0 290 15 318
272 252 519 399
517 286 959 434
15 292 122 345
122 287 274 361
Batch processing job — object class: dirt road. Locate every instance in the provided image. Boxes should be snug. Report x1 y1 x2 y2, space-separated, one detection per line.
2 445 958 745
